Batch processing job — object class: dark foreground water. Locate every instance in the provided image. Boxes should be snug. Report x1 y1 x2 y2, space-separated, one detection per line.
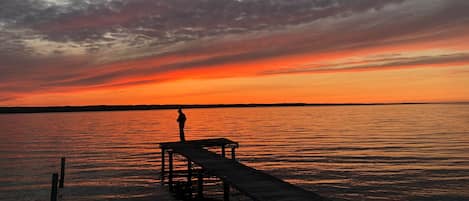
1 104 469 201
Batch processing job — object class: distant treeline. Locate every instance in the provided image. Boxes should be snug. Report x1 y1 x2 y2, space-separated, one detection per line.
0 103 428 114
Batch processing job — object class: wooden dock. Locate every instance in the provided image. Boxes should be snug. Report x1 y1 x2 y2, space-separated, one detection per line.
159 138 329 201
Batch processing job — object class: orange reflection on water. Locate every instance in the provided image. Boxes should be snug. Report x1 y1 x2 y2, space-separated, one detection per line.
1 104 469 200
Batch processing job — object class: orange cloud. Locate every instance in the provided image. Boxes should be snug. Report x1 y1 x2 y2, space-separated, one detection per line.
2 0 469 106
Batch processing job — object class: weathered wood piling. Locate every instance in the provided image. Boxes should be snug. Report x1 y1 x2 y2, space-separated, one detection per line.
59 157 65 188
50 173 58 201
50 157 66 201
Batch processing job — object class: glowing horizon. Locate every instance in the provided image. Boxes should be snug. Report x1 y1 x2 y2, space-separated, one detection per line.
1 0 469 106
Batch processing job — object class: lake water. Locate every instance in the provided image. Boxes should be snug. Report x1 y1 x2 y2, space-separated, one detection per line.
1 104 469 201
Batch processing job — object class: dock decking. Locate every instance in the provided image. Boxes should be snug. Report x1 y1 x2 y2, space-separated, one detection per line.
159 138 329 201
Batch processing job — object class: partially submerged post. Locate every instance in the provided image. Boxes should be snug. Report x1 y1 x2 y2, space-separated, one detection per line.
50 173 58 201
59 157 65 188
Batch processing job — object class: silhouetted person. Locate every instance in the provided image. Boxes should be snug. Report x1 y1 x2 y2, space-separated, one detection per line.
177 107 186 142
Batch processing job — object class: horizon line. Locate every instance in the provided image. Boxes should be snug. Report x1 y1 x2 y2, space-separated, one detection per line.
1 102 468 114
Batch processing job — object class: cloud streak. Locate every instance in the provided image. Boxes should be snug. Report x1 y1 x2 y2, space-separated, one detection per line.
261 53 469 75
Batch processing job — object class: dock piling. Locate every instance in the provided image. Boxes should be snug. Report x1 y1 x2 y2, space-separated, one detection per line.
50 173 58 201
161 149 165 183
59 157 65 188
187 159 192 198
221 145 226 157
197 171 204 199
231 147 236 160
223 181 230 201
187 160 192 183
168 151 174 192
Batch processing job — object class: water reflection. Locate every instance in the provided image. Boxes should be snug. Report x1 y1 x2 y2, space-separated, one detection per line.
0 104 468 201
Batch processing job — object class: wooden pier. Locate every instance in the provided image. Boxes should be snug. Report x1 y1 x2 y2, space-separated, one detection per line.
159 138 329 201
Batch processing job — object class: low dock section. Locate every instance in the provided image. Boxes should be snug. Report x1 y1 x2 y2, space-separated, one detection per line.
159 138 329 201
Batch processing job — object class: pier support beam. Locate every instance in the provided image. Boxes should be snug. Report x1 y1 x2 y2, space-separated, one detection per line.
187 159 192 198
223 181 230 201
197 172 204 199
168 151 174 192
221 145 226 157
187 160 192 183
161 149 165 183
231 147 236 161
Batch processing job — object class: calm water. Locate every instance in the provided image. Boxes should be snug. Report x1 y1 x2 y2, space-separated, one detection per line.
1 104 469 201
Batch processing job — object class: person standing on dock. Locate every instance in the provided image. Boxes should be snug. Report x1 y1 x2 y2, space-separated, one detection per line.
177 107 186 142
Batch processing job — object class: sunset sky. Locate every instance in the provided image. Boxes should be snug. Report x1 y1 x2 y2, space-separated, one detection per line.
1 0 469 106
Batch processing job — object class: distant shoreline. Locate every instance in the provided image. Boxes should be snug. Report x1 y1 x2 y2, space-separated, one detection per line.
0 102 454 114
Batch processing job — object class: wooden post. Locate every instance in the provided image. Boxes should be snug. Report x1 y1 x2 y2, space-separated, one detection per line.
187 160 192 182
231 147 236 161
221 145 226 157
168 151 173 192
197 172 203 199
50 173 58 201
161 149 165 183
223 181 230 201
187 159 192 199
59 157 65 188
